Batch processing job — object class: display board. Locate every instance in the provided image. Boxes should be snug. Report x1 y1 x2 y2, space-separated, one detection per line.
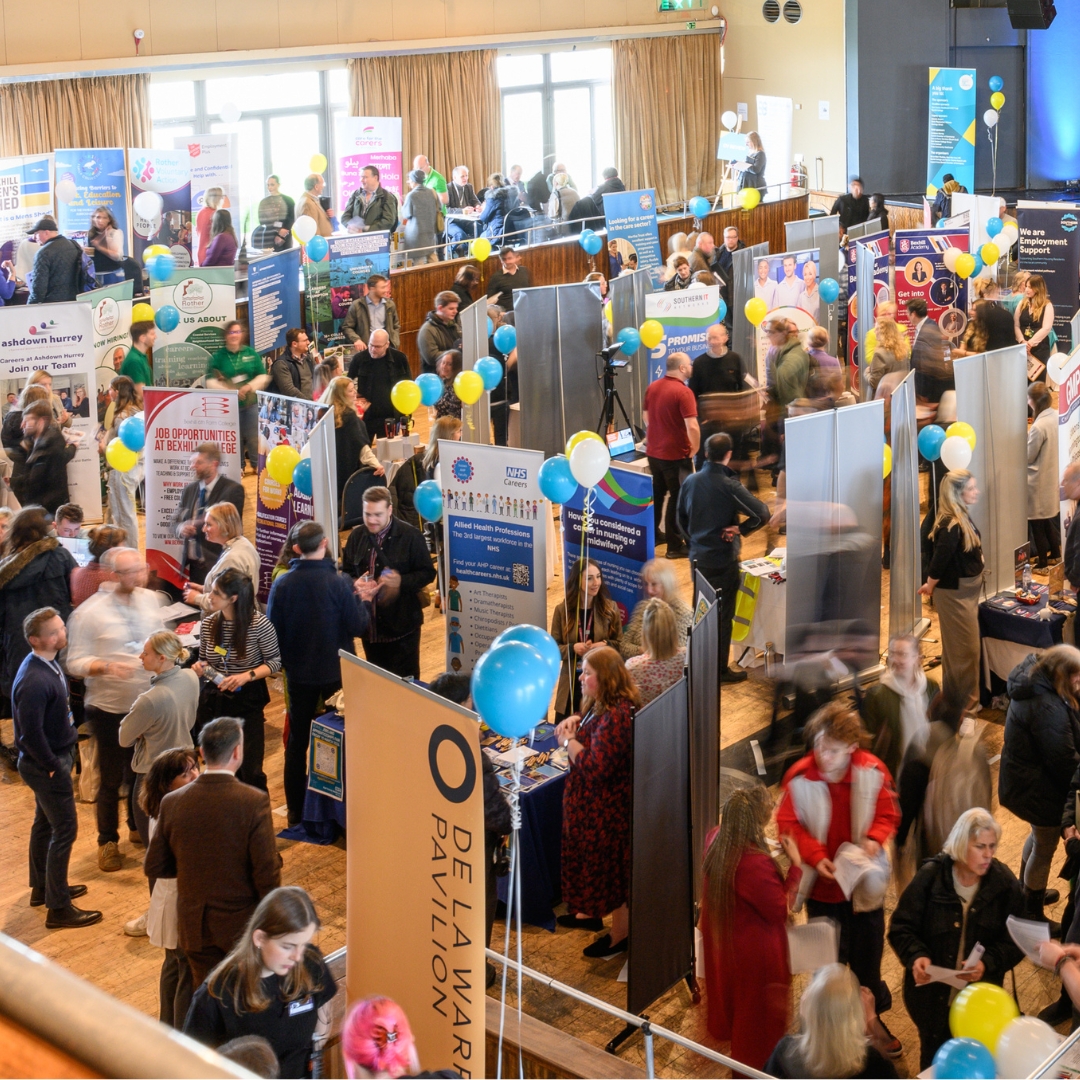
77 280 134 424
440 441 547 674
1017 201 1080 351
342 654 485 1080
730 243 769 385
888 371 925 639
894 229 970 343
150 267 237 387
687 592 719 903
847 230 891 391
785 215 840 352
604 189 663 289
247 248 302 355
305 232 391 351
174 134 240 266
752 248 820 380
128 148 192 266
644 285 724 384
926 67 976 196
143 387 241 588
0 301 101 520
459 296 491 446
0 153 53 263
54 149 128 253
336 116 404 206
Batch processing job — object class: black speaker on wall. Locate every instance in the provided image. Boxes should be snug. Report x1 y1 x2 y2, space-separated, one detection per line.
1007 0 1056 29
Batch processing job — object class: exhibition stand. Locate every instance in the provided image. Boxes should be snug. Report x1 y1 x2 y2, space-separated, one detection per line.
729 242 770 381
785 214 841 352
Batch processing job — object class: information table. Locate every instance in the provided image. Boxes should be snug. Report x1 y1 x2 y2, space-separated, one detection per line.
735 555 787 664
978 585 1073 697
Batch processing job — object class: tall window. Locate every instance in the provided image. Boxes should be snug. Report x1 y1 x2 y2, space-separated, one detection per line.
498 49 613 193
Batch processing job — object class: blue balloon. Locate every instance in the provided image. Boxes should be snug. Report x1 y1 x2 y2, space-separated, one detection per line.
688 195 710 219
487 316 494 337
150 253 175 283
819 277 840 304
118 414 145 452
918 423 947 462
986 216 1003 237
291 457 313 497
492 624 562 682
474 356 503 391
537 455 578 504
414 479 444 522
471 641 555 737
579 228 595 242
937 218 950 229
932 1038 995 1080
971 252 984 276
617 326 641 355
582 234 603 255
717 298 727 322
416 372 443 407
306 235 329 262
493 324 517 354
154 304 180 332
989 75 1004 92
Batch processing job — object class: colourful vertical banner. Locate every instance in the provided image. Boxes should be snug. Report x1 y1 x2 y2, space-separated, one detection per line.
562 465 655 625
54 149 128 252
894 229 970 344
644 286 725 383
926 67 976 198
335 117 404 207
846 230 891 384
1017 201 1080 351
77 280 134 423
1058 345 1080 557
753 249 821 384
604 189 664 289
0 153 54 263
174 134 240 266
247 248 302 355
128 148 192 266
305 232 391 351
149 267 237 387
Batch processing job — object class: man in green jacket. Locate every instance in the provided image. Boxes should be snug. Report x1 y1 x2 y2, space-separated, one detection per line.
765 319 810 407
120 321 156 395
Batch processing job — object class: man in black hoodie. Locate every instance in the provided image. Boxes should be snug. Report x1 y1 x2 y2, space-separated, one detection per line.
417 291 462 374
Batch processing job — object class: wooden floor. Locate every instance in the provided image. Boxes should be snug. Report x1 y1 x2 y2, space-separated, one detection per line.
0 446 1069 1079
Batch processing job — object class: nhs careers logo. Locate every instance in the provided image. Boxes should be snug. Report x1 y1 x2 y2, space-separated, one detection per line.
506 466 528 480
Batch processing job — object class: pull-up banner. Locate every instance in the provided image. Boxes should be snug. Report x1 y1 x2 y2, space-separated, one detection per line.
77 280 134 424
894 229 970 343
604 189 664 289
335 116 404 206
926 68 976 198
1017 201 1080 351
846 230 891 384
54 149 128 254
644 286 724 384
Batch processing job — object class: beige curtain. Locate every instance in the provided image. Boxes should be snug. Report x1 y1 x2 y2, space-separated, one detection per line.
0 74 151 157
612 34 723 207
349 51 500 187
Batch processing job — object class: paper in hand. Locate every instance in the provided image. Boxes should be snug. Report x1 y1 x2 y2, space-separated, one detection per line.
1007 915 1051 967
787 917 839 974
832 842 876 900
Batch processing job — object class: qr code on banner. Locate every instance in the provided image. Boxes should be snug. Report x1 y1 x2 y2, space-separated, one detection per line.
512 563 530 587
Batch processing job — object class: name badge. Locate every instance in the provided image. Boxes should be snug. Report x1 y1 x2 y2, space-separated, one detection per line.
213 645 228 656
288 997 314 1016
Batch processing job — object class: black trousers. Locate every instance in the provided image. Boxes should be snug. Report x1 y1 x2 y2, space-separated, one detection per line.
18 747 78 910
700 561 742 676
806 897 891 1014
195 679 271 791
285 679 341 823
131 772 150 848
363 629 422 680
86 705 135 846
160 946 194 1028
648 456 692 549
1030 516 1062 565
185 944 227 992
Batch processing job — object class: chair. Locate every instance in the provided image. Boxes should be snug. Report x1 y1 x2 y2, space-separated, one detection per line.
503 207 535 247
340 468 383 530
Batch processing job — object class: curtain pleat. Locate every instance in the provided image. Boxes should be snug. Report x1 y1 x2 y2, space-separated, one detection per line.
0 74 151 157
613 34 723 207
348 51 500 186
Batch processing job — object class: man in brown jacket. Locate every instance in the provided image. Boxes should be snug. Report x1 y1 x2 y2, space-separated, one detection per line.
144 716 281 987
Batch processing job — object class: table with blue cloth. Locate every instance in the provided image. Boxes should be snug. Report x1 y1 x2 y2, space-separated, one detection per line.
978 585 1073 701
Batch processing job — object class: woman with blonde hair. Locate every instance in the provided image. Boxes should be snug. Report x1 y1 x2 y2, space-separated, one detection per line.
701 786 802 1072
738 131 767 195
99 375 142 542
182 500 260 612
320 375 383 503
620 559 693 659
919 471 984 710
1015 272 1055 364
625 599 686 705
26 369 72 428
866 318 910 396
765 964 897 1078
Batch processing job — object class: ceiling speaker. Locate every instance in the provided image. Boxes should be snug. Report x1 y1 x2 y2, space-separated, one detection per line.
1007 0 1056 29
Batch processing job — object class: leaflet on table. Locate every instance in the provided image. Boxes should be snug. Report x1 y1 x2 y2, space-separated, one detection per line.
643 286 724 383
0 301 102 521
604 189 664 289
127 147 192 265
150 267 237 387
894 229 970 344
305 231 391 351
0 153 53 264
54 148 128 252
562 465 655 624
440 441 548 674
308 717 344 801
247 248 301 355
77 280 134 423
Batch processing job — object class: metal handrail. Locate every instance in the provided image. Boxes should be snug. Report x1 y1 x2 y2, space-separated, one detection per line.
486 947 773 1079
1031 1018 1080 1077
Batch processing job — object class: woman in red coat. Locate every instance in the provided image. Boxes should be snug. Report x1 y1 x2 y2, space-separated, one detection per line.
555 646 640 961
701 786 802 1074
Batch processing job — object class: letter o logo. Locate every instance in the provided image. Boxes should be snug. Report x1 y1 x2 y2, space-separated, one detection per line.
428 724 476 804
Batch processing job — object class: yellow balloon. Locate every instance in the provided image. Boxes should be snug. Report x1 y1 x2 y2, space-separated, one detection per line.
946 421 976 451
565 429 604 459
739 187 761 210
142 243 170 264
131 302 155 323
639 319 664 349
882 443 892 480
105 437 138 473
744 297 768 326
266 444 301 486
603 300 613 324
309 153 328 174
949 982 1018 1053
981 242 1000 265
471 237 492 261
454 370 485 405
955 253 976 279
990 91 1005 110
390 379 422 415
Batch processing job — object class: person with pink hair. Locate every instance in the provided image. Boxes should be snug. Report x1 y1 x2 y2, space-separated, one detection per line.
342 996 448 1079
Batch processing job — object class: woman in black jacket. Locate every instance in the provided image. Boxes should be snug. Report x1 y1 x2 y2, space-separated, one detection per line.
999 645 1080 916
888 807 1023 1070
321 377 383 504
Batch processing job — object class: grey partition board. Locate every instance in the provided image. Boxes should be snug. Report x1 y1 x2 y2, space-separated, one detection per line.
460 296 490 445
954 345 1028 597
786 215 840 352
514 282 604 458
785 400 884 667
688 596 719 904
889 371 922 638
1072 309 1080 345
731 242 769 373
855 243 877 400
609 269 651 429
848 219 877 242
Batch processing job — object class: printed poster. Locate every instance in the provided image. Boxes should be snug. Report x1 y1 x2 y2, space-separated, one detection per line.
149 267 237 387
604 189 664 289
562 465 655 625
644 285 725 383
128 147 192 266
1058 344 1080 575
894 229 970 345
1017 201 1080 351
336 116 404 207
846 231 891 384
0 302 102 520
926 68 976 198
54 148 129 255
174 134 240 267
753 248 821 385
143 387 241 588
440 441 547 674
308 716 344 801
305 232 391 351
248 248 302 355
77 280 134 423
0 153 53 263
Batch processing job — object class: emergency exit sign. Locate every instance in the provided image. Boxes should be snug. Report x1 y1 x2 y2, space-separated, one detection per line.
657 0 704 10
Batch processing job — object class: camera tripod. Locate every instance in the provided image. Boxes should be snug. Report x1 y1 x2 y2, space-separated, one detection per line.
595 353 641 440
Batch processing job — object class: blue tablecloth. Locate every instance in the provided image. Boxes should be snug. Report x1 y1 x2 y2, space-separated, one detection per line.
978 586 1068 650
278 711 346 846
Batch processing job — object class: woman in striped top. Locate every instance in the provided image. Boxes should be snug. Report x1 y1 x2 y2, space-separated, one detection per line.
192 568 281 792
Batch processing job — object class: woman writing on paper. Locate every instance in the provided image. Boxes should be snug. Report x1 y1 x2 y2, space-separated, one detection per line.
700 786 801 1073
887 808 1023 1071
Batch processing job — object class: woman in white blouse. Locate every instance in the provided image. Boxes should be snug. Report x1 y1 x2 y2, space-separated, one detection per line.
182 501 259 611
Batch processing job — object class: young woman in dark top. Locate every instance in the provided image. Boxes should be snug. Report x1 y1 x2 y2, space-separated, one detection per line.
737 131 768 194
918 470 984 711
322 376 383 502
184 887 335 1079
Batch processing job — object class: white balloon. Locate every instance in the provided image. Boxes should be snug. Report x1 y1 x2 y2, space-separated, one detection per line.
984 108 999 128
1046 353 1065 386
292 215 317 244
942 247 961 273
219 101 242 124
999 224 1019 248
721 110 738 130
55 179 77 205
133 190 163 219
569 437 610 489
940 435 972 472
995 1017 1061 1080
299 442 312 460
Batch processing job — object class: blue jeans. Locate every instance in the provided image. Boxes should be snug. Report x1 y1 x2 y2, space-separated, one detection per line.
18 747 78 910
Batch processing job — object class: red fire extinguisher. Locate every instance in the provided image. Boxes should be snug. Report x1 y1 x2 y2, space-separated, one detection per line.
790 156 808 191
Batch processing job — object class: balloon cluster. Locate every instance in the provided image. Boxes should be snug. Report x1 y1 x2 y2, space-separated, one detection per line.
615 319 671 356
933 983 1058 1079
578 229 603 256
536 430 612 505
472 625 560 738
389 357 505 418
265 443 314 497
918 421 976 471
292 213 328 262
983 74 1006 131
105 412 147 473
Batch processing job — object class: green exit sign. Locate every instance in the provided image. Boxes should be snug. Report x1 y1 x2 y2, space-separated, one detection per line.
657 0 704 10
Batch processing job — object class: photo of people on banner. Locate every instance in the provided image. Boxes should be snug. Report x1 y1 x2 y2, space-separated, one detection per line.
894 229 970 343
752 249 820 379
305 231 391 351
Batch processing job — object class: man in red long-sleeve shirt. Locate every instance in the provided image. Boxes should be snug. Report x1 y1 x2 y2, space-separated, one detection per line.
777 702 901 1054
